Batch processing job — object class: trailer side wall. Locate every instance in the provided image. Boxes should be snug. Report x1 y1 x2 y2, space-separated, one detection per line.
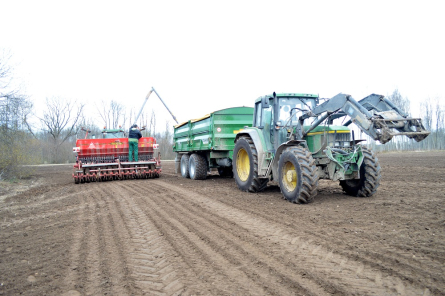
173 107 254 162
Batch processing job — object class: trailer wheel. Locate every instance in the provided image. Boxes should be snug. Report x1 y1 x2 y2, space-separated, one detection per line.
233 136 268 193
278 146 319 204
180 154 190 178
189 153 207 180
340 146 381 197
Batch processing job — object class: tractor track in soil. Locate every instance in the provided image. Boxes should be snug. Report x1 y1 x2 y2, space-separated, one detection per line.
0 151 444 295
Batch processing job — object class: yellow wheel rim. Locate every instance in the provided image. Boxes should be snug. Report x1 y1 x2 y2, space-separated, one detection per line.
236 148 250 182
282 161 297 192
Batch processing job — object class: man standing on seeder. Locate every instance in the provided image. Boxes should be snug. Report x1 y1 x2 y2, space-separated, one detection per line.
128 124 142 162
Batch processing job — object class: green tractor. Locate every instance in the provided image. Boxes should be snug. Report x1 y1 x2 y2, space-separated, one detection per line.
233 92 430 203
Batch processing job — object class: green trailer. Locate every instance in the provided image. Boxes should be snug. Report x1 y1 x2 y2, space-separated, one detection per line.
173 106 254 179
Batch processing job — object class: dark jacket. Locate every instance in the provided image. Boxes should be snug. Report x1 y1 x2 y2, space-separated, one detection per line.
129 127 142 141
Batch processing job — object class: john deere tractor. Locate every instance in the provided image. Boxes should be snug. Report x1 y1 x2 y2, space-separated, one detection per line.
233 92 430 203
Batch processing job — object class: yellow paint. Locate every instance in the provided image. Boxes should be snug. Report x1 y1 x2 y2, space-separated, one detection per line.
236 148 250 182
191 114 210 123
174 114 211 128
110 141 124 146
282 161 297 192
233 129 244 134
306 130 350 136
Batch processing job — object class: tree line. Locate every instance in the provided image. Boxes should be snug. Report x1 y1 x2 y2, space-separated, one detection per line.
1 51 444 180
0 51 176 180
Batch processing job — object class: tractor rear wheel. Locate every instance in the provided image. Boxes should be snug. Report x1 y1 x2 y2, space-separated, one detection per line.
233 136 268 193
180 154 190 178
189 153 207 180
340 146 381 197
278 146 319 204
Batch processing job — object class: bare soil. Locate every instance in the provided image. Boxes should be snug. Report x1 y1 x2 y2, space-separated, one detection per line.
1 151 444 296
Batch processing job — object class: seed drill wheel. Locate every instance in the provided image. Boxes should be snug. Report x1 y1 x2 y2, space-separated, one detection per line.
233 136 268 193
189 153 207 180
180 154 190 178
340 146 381 197
278 146 319 204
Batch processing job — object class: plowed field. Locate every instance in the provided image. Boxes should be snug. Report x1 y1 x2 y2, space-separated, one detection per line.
1 151 444 296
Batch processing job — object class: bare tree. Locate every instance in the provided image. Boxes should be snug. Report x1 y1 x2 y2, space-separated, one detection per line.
0 49 14 98
150 110 156 136
386 89 411 115
381 89 412 150
96 100 125 129
0 50 38 179
39 97 85 163
76 117 102 139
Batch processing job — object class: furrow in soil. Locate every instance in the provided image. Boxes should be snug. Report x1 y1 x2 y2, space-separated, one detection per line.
149 179 429 296
105 181 187 296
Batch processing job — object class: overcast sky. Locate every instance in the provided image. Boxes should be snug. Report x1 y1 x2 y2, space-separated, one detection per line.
1 0 444 130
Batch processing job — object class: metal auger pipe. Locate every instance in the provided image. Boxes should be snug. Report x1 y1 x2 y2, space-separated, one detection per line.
134 89 154 125
151 87 179 124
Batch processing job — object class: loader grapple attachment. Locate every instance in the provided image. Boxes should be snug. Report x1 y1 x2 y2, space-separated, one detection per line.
356 94 430 143
309 93 430 144
72 136 161 183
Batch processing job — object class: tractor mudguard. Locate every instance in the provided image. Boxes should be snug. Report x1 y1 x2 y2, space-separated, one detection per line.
235 128 269 176
269 140 307 181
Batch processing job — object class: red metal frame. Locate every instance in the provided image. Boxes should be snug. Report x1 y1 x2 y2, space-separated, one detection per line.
74 136 156 159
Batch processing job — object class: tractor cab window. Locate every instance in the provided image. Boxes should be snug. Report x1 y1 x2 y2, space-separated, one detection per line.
255 99 273 128
102 131 125 139
255 102 261 127
278 98 311 126
261 105 273 128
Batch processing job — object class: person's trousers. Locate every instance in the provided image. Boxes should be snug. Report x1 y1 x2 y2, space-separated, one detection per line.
129 141 138 162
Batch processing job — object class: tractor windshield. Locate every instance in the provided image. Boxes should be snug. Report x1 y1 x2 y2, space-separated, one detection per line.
278 98 314 126
102 131 125 139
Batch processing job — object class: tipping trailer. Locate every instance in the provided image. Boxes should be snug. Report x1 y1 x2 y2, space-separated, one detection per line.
173 107 254 179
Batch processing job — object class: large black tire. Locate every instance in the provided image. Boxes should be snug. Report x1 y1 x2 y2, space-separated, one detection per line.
218 167 234 178
189 153 208 180
340 146 381 197
180 154 190 178
233 136 268 193
278 146 319 204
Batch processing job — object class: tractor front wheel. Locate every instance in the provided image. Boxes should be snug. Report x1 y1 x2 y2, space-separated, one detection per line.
233 136 268 193
340 146 381 197
278 146 319 204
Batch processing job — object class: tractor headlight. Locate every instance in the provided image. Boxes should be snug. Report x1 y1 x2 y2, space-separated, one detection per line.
335 141 340 147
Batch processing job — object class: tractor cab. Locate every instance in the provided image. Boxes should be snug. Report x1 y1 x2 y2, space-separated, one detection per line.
101 128 126 139
253 93 319 152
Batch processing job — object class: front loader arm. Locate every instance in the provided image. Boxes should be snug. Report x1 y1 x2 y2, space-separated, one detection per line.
301 93 430 144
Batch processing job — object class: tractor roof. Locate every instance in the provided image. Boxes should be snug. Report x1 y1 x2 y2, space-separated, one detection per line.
102 129 125 133
255 92 319 103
